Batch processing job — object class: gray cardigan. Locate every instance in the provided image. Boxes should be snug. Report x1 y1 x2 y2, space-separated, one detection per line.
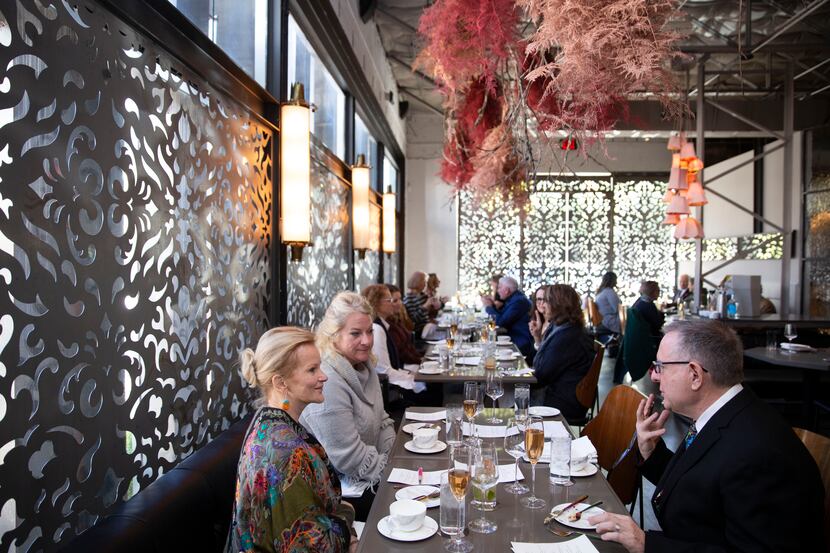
300 351 396 487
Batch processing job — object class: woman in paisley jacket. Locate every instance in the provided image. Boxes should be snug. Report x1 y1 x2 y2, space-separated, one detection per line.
226 327 357 553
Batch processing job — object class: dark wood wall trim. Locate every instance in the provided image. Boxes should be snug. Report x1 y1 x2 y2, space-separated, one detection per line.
289 0 405 162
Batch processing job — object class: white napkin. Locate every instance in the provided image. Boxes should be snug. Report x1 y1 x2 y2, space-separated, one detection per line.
571 436 598 461
456 356 481 366
340 477 371 498
387 468 444 486
462 422 520 438
405 409 447 421
352 521 365 541
512 535 600 552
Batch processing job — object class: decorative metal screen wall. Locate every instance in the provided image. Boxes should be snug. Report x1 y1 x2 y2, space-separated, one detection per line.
675 232 784 262
286 143 351 327
383 252 399 286
459 177 674 305
0 1 273 551
354 203 381 291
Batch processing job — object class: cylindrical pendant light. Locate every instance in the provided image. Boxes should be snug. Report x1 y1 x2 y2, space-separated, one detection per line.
352 154 371 258
280 83 311 262
382 186 396 253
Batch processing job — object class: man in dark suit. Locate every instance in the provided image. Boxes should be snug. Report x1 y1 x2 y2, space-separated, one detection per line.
590 319 825 552
482 276 535 363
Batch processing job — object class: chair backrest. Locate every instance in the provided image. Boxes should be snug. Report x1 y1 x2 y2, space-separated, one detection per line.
575 341 604 410
587 297 602 327
581 385 645 504
793 427 830 544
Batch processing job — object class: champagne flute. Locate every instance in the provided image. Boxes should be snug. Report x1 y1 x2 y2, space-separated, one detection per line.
469 442 499 533
503 417 529 495
520 415 546 509
488 316 496 332
485 371 504 423
463 381 480 443
440 471 472 553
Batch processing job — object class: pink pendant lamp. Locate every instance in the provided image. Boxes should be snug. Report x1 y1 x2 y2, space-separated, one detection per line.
667 192 690 215
668 167 689 191
673 216 704 240
662 213 680 225
680 140 697 162
686 175 708 206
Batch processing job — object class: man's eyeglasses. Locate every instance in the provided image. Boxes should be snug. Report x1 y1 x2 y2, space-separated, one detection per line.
651 360 708 374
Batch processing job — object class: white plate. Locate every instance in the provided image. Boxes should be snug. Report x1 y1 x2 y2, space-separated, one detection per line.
404 440 447 454
419 366 445 375
402 423 441 434
377 515 439 541
529 406 561 417
570 463 599 478
395 485 440 508
780 342 815 352
552 503 606 530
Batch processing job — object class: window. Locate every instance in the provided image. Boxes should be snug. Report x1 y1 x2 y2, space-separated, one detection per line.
355 113 378 189
168 0 268 86
383 154 398 195
287 16 346 159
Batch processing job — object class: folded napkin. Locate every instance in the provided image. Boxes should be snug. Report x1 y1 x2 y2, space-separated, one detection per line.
340 477 372 498
456 356 481 366
780 342 816 352
388 468 444 486
462 422 520 438
426 339 447 345
512 536 599 553
571 436 598 461
405 409 446 422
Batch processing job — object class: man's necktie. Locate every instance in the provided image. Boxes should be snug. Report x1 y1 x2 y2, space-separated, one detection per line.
684 422 698 449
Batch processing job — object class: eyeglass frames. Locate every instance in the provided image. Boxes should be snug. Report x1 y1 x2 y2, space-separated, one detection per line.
651 360 708 374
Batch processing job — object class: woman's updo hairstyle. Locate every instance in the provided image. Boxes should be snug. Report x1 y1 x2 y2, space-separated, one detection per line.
316 291 373 357
240 326 317 398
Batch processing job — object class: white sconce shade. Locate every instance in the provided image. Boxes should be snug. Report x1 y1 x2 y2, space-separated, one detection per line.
382 187 396 253
352 154 371 256
280 83 311 261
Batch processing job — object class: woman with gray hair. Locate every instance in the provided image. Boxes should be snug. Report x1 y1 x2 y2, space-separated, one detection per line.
300 291 396 521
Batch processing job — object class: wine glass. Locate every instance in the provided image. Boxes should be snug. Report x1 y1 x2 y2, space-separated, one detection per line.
503 417 529 495
445 403 464 447
485 371 504 423
463 381 480 443
520 415 546 509
784 323 797 347
469 442 499 533
439 444 473 553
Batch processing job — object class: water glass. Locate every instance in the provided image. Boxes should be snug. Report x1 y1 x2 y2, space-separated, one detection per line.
549 436 573 486
503 418 529 495
469 443 499 533
440 472 472 552
765 330 777 352
484 371 504 423
514 384 530 419
438 345 450 370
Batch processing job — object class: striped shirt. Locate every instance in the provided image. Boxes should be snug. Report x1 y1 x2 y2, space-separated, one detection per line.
402 292 429 335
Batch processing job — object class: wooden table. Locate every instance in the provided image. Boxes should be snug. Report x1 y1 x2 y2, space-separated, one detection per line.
743 346 830 425
356 407 628 552
416 342 537 385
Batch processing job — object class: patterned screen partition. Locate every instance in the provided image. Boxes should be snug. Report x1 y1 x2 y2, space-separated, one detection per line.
354 202 381 292
459 176 675 305
0 1 272 550
286 143 351 328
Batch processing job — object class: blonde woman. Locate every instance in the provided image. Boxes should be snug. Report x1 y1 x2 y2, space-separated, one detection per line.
226 327 356 553
300 292 396 520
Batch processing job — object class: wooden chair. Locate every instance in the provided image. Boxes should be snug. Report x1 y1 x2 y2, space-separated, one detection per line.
568 341 605 427
581 385 647 522
793 427 830 544
619 303 628 334
587 297 603 327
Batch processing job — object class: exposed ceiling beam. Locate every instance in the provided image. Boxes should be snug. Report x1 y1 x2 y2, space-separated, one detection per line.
388 54 438 88
751 0 830 54
400 87 444 116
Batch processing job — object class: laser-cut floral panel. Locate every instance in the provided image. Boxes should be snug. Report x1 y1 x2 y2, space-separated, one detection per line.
0 1 272 550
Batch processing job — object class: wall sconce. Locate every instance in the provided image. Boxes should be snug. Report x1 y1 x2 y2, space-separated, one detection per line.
280 83 312 262
382 186 396 253
352 154 371 259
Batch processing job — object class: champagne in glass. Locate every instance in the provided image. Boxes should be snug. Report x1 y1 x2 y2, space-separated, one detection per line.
503 418 529 495
463 382 479 442
440 472 472 553
520 416 546 509
448 468 470 500
488 317 496 332
447 336 456 350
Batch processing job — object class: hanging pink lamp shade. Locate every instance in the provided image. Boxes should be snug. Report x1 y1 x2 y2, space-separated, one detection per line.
671 153 681 168
667 134 682 151
668 167 688 191
686 176 708 206
680 140 697 162
667 192 690 215
674 216 704 240
662 213 680 225
662 188 674 203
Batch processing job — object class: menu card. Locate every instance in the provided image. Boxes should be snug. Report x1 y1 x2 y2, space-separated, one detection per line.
462 422 520 438
387 468 445 486
512 536 600 552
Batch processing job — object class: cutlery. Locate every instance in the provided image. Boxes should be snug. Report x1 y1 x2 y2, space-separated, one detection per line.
544 494 588 524
412 490 440 502
546 528 603 541
566 500 604 521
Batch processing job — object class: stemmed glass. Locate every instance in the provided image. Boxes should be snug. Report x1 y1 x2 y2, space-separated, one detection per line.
443 443 473 552
784 323 797 352
520 415 546 509
445 403 464 448
503 417 529 495
463 381 481 443
485 371 504 423
469 442 499 534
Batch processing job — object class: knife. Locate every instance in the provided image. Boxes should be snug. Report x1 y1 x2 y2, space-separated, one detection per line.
544 494 589 524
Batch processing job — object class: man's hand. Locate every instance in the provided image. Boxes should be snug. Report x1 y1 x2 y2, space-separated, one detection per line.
588 512 645 553
636 394 670 460
480 295 494 307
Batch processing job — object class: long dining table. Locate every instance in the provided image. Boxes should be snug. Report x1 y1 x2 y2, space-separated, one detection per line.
415 341 538 385
356 407 628 552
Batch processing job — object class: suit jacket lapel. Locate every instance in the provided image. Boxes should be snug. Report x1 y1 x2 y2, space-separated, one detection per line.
653 389 753 517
